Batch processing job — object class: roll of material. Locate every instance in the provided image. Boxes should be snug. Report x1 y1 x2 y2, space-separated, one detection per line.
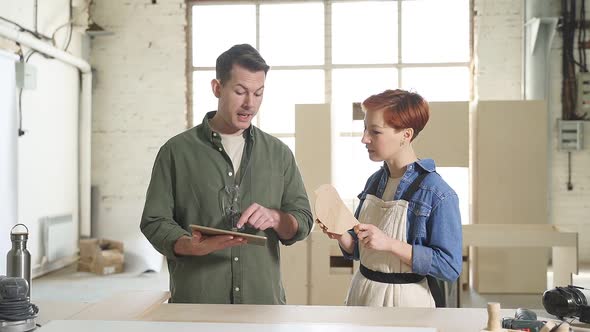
486 302 501 331
0 51 19 276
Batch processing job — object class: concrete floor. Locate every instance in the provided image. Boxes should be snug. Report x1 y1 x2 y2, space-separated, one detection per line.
31 261 590 311
31 262 169 303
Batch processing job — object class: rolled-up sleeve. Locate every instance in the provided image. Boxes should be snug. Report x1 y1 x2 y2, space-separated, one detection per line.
140 145 190 260
279 150 313 246
411 193 463 282
341 229 360 260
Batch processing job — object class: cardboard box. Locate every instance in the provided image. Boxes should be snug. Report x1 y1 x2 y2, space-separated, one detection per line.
78 239 124 275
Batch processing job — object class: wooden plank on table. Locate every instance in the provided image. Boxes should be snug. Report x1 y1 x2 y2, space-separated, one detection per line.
140 304 519 332
36 320 438 332
68 290 170 320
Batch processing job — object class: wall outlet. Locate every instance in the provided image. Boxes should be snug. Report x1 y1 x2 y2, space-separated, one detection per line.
15 61 36 90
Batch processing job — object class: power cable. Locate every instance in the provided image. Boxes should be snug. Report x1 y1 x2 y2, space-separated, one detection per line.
0 298 38 321
0 16 52 41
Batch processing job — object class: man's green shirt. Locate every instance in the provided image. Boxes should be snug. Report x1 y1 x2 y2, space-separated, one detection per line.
140 112 313 304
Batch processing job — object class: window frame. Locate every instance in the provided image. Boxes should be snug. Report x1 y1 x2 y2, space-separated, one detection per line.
186 0 474 134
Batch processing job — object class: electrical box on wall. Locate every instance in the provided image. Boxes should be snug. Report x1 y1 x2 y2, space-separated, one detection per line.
578 72 590 115
15 61 36 90
558 120 584 151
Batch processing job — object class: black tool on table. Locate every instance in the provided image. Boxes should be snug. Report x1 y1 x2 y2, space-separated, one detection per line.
543 285 590 324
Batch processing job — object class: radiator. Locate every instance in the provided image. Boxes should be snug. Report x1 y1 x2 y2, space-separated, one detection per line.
42 214 76 263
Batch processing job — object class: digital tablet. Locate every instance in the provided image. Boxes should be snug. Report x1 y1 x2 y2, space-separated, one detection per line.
189 225 267 246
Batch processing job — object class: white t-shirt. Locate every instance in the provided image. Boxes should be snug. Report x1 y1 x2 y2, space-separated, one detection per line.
382 176 402 201
219 133 245 174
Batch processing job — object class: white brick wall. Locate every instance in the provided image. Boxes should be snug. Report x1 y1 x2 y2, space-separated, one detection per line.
476 0 590 263
90 0 186 270
545 3 590 262
474 0 523 100
90 0 588 267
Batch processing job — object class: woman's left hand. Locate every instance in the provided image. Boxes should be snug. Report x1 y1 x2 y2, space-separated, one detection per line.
354 223 394 252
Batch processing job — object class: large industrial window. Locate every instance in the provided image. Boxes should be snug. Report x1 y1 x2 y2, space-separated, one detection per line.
189 0 471 222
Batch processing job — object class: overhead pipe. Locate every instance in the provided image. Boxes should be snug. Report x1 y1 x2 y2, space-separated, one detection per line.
0 24 93 237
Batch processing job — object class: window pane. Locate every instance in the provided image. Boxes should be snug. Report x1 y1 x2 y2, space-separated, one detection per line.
402 0 469 63
333 136 380 202
437 167 470 225
260 3 324 66
192 5 256 67
332 68 398 133
192 70 216 125
402 67 469 101
259 70 325 134
332 2 398 64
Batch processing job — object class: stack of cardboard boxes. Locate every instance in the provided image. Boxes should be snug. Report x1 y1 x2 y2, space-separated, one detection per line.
78 239 124 275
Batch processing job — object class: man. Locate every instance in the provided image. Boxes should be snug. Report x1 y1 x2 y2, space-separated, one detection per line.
140 44 313 304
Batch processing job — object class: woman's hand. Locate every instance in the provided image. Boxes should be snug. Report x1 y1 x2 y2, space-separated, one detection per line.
316 219 341 240
316 219 356 254
354 223 394 252
354 223 413 265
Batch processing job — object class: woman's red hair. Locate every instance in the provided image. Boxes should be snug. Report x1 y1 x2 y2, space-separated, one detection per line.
362 89 430 141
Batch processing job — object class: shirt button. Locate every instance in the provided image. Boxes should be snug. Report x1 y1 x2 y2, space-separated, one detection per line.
235 287 240 292
218 147 222 152
229 171 233 176
234 257 239 261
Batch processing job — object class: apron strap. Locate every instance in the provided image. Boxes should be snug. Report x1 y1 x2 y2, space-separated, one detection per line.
400 170 447 308
401 172 429 201
360 264 425 284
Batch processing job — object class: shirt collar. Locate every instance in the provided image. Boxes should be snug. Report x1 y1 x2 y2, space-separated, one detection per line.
415 158 436 172
381 158 436 176
201 111 255 141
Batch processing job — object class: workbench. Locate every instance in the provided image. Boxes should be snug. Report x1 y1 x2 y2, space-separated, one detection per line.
34 291 590 332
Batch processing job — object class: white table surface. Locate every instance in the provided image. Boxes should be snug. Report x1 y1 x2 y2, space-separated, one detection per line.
38 320 438 332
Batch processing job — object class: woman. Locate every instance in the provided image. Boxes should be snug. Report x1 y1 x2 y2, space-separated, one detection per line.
322 89 462 307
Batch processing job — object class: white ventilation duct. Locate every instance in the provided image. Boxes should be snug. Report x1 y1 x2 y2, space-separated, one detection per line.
523 0 558 223
523 0 558 100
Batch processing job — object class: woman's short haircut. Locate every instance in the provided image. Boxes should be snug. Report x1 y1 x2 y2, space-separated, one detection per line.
216 44 270 85
362 89 430 141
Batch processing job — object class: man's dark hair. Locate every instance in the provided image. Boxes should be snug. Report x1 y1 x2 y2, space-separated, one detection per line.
216 44 270 85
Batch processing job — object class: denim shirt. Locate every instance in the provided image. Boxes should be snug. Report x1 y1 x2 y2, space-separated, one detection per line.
344 159 462 282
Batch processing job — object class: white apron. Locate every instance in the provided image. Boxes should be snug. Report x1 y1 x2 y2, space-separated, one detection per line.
345 194 435 307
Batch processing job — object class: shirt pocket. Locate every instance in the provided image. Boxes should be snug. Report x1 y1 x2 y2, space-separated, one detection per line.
407 201 432 241
251 167 284 209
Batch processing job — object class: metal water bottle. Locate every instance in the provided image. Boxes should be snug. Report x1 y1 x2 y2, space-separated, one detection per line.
6 224 31 298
